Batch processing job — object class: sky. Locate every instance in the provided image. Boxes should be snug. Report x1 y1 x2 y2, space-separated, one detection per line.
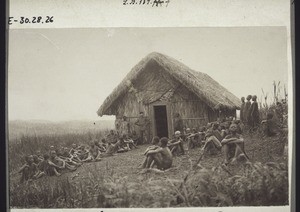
8 27 288 121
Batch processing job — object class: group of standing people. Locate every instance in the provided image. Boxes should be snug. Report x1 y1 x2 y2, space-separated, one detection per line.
240 95 259 129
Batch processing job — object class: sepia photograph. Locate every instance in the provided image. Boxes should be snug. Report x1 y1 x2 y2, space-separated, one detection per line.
7 27 290 209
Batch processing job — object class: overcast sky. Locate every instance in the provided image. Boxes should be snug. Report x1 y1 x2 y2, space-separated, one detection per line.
8 27 288 121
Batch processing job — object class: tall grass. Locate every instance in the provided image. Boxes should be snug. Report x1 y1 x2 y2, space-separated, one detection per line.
9 130 110 174
259 81 288 123
10 159 288 208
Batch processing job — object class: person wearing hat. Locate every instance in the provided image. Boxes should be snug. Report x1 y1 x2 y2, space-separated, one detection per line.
173 113 183 132
167 131 185 155
117 115 131 138
135 111 150 144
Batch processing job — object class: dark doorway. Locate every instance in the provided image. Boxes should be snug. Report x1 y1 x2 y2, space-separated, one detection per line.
153 105 169 138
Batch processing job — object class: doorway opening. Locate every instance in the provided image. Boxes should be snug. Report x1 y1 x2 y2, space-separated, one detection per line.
153 105 169 138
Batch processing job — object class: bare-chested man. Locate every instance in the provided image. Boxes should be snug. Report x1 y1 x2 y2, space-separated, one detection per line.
144 137 173 170
221 123 248 165
168 131 185 155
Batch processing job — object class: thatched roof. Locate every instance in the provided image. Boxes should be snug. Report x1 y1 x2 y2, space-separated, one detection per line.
97 52 240 116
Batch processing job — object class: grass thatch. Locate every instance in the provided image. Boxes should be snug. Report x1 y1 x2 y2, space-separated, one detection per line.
97 52 241 116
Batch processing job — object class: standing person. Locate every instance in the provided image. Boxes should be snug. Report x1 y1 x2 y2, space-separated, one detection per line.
249 95 259 129
135 111 150 144
119 116 131 136
173 113 183 133
240 97 245 123
244 95 252 125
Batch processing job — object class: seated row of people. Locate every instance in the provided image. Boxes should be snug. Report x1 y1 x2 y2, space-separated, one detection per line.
139 120 247 171
18 132 139 183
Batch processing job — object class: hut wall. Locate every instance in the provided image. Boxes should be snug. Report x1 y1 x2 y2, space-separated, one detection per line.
170 85 216 131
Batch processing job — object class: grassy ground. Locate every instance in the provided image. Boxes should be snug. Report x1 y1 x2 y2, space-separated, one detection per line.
9 130 289 208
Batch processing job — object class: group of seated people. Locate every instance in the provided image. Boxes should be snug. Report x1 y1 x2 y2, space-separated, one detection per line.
18 131 139 183
19 117 249 182
139 117 249 171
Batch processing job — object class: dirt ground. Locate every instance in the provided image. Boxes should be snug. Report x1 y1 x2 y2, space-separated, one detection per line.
64 132 286 183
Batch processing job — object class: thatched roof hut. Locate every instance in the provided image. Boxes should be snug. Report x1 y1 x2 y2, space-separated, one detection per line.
97 52 240 138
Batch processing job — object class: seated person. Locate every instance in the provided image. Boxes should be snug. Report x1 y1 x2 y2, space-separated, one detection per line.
50 150 77 171
101 140 122 157
233 120 243 134
221 123 248 165
83 143 101 162
130 131 140 145
32 154 43 166
76 145 90 161
145 136 160 154
183 127 191 141
19 155 41 183
95 139 107 152
201 127 223 155
36 150 44 161
261 112 277 137
186 128 200 149
38 154 61 177
106 130 118 144
49 145 56 154
56 146 65 158
117 136 130 153
69 143 80 155
143 137 173 170
139 136 160 168
124 134 138 150
198 126 206 145
168 131 185 155
60 147 82 166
